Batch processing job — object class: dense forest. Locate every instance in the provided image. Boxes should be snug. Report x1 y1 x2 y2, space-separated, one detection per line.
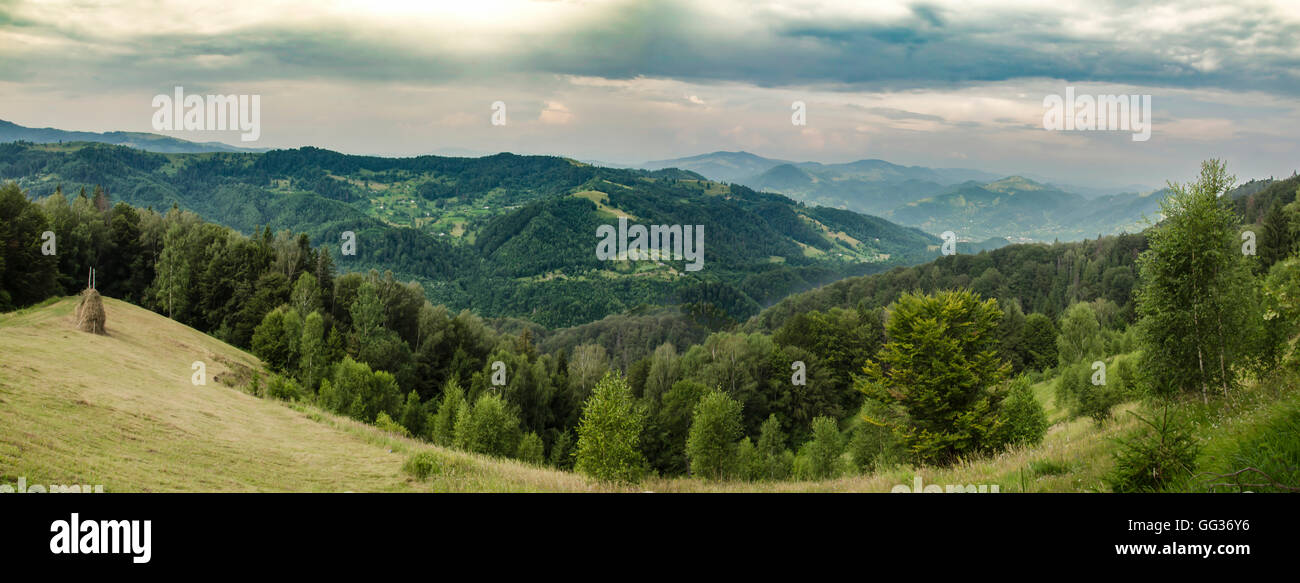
0 141 940 329
3 159 1298 489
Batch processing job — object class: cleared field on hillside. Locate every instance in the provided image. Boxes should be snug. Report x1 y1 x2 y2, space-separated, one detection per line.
0 297 595 492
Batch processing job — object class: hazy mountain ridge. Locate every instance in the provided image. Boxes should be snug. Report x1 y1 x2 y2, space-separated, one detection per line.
0 119 268 154
644 151 1167 241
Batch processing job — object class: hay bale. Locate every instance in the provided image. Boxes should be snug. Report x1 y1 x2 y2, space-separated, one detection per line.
75 289 106 334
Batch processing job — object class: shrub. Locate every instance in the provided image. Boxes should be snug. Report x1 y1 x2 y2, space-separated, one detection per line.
454 392 521 457
321 357 401 423
791 443 815 481
1029 459 1070 477
516 432 545 466
993 375 1048 447
1056 361 1123 423
1106 405 1199 492
402 451 443 480
266 374 303 401
247 372 264 397
376 411 411 438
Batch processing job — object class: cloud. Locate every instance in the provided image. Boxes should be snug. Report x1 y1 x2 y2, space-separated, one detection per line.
1 0 1296 94
539 101 574 124
0 0 1297 187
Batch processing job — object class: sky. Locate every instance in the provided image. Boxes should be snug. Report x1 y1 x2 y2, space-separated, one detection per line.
1 0 1298 190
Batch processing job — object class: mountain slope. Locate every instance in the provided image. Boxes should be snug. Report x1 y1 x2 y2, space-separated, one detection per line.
0 296 593 492
0 141 939 327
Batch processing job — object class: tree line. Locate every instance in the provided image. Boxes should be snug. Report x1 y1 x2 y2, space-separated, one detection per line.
4 159 1295 488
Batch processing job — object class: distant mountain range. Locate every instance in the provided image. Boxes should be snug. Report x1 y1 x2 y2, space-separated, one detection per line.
0 119 268 154
0 118 1164 244
641 151 1166 241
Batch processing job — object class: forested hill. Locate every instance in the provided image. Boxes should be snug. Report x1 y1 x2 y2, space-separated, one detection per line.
746 173 1300 334
0 140 939 327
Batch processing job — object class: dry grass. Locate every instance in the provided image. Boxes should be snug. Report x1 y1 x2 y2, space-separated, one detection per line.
74 289 105 334
0 297 601 492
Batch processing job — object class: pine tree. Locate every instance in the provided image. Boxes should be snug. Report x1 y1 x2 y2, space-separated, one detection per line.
399 390 425 438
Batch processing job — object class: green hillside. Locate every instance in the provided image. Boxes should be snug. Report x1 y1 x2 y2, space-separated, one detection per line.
0 141 938 328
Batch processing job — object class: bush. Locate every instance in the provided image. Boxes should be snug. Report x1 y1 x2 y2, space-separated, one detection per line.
1106 405 1199 492
247 372 264 397
320 357 401 423
993 375 1048 448
266 374 303 401
516 432 545 466
402 451 443 479
791 444 815 481
376 411 411 438
1056 360 1123 423
453 392 521 457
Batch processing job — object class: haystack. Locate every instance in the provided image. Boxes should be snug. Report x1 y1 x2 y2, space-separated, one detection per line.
75 288 106 334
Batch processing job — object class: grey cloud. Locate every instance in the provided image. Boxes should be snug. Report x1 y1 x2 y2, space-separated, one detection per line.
2 0 1298 96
